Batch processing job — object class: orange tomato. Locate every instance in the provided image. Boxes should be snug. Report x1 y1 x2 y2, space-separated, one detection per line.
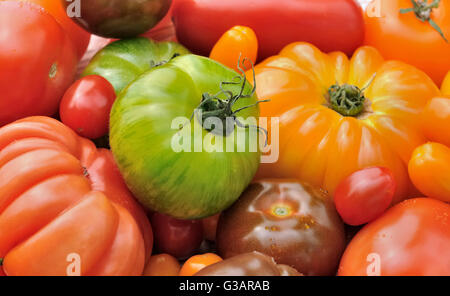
142 254 181 276
248 42 440 204
179 253 223 276
408 142 450 202
421 96 450 146
442 71 450 95
0 116 152 275
364 0 450 85
210 26 258 72
6 0 91 59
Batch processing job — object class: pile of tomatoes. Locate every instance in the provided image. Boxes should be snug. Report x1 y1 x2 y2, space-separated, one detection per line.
0 0 449 276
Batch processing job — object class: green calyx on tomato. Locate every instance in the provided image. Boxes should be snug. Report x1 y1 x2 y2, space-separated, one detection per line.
400 0 448 42
327 74 375 117
82 38 190 94
110 54 262 219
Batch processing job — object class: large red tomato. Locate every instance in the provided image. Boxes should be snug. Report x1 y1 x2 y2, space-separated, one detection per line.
0 116 152 276
338 198 450 276
5 0 91 59
0 1 78 126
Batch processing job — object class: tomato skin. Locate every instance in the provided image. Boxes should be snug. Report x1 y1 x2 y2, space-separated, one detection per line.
0 1 78 126
195 252 302 276
216 180 346 276
83 38 190 94
61 0 172 39
173 0 364 61
201 213 220 242
249 43 440 204
110 54 260 219
60 75 116 139
6 0 91 59
421 96 450 146
179 253 222 276
364 0 450 85
408 143 450 203
442 71 450 95
334 167 396 226
209 26 258 72
150 213 204 259
338 198 450 276
142 254 181 276
0 116 151 275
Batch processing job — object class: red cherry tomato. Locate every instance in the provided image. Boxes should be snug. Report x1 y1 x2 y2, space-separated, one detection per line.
150 212 203 259
59 75 116 139
338 198 450 276
334 167 396 226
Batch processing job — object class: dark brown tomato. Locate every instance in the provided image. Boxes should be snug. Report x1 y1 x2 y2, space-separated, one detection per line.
216 179 346 276
62 0 172 38
194 251 302 276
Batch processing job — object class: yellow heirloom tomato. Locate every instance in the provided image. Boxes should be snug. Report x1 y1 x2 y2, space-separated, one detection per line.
248 42 440 204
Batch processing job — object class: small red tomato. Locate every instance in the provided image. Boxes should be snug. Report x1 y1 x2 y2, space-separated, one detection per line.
150 212 203 259
334 167 396 226
59 75 116 139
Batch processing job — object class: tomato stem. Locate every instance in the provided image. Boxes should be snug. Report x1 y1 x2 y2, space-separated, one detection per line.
400 0 448 42
0 258 3 266
328 75 375 117
186 56 269 142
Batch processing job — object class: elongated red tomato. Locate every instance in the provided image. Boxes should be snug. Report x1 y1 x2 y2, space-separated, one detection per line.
0 117 152 276
173 0 364 61
0 1 78 126
334 167 396 226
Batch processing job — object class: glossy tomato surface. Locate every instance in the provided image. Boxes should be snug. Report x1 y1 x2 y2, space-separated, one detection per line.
216 180 346 276
0 1 78 126
110 54 261 219
60 75 116 139
62 0 172 38
173 0 364 61
339 198 450 276
364 0 450 85
150 212 203 259
409 143 450 203
142 254 181 276
334 167 396 226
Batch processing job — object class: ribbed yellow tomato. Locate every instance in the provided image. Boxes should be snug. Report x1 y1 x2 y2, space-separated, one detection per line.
248 43 440 203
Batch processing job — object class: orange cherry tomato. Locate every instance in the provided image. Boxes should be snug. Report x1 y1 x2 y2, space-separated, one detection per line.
442 71 450 95
210 26 258 72
421 96 450 146
364 0 450 85
0 116 152 275
248 42 440 204
142 254 181 276
179 253 222 276
408 142 450 202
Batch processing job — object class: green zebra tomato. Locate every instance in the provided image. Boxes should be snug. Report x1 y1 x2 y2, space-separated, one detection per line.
110 54 262 219
82 38 190 94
